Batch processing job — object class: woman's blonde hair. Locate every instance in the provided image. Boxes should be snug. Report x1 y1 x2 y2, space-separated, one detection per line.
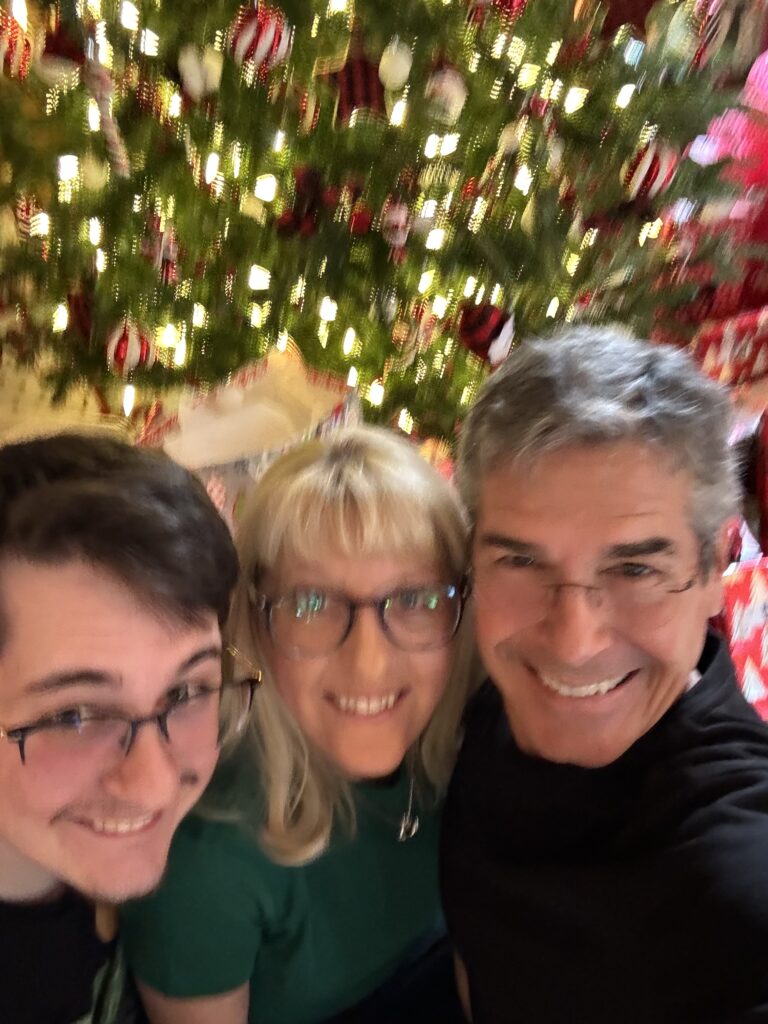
224 425 474 866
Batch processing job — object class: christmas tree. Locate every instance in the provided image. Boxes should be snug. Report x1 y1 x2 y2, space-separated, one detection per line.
0 0 743 439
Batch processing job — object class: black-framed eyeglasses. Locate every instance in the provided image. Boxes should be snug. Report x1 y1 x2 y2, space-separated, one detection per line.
0 677 259 771
249 580 468 659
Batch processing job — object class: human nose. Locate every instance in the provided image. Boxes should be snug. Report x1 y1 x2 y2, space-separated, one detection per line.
343 604 394 682
539 584 613 667
100 719 180 808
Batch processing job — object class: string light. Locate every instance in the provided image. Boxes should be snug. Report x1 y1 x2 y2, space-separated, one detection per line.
122 385 136 417
342 327 356 355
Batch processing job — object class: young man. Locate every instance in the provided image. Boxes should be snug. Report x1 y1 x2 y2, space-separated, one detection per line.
0 433 247 1023
442 327 768 1022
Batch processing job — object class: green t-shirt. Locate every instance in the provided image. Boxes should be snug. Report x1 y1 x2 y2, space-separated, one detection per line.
120 772 444 1024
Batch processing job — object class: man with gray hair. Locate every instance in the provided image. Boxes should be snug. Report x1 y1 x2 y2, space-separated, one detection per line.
441 326 768 1023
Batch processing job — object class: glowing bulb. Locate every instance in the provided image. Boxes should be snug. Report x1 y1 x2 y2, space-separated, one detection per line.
249 265 271 290
390 99 406 126
11 0 27 30
250 303 263 327
347 366 358 387
168 93 182 118
139 28 159 55
514 164 532 195
564 87 589 114
463 276 477 298
30 213 49 237
58 155 79 182
276 330 289 352
173 336 187 366
342 327 356 355
615 84 635 109
432 295 448 318
421 200 437 220
273 130 286 152
398 408 414 434
440 133 459 156
254 174 278 202
546 297 559 318
328 0 347 11
424 134 440 159
122 385 136 417
120 0 139 31
95 248 106 272
319 296 337 322
52 303 69 333
426 228 445 250
545 41 562 65
204 152 220 185
192 303 206 327
87 99 101 131
88 218 102 245
158 323 179 348
367 380 385 407
418 270 434 294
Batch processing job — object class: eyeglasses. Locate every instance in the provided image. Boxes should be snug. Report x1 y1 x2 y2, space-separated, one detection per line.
249 581 467 659
0 677 259 773
473 557 697 629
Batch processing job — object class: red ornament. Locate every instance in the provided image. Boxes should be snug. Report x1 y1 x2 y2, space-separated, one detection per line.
230 4 292 75
0 11 32 79
458 304 515 366
350 204 373 235
493 0 528 18
329 53 386 125
105 319 156 376
622 142 678 201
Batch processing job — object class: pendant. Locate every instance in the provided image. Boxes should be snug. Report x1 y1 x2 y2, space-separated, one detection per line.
397 812 420 842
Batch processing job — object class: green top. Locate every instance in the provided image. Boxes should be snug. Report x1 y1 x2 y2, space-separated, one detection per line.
120 771 444 1024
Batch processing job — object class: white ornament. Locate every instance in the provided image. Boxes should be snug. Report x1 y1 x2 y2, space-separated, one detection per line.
178 45 223 102
381 200 411 248
425 67 467 126
106 319 156 376
378 38 412 91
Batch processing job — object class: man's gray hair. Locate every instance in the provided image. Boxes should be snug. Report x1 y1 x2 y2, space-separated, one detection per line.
457 325 740 570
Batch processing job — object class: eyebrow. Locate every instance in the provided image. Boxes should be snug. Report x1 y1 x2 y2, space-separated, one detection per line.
24 645 223 696
478 534 676 559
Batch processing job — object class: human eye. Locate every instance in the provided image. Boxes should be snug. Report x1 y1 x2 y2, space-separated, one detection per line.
603 562 663 583
165 681 218 709
496 553 538 570
291 589 329 619
37 705 101 731
394 587 443 612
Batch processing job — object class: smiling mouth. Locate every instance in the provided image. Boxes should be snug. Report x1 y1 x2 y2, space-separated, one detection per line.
326 691 405 717
72 812 162 837
533 667 638 699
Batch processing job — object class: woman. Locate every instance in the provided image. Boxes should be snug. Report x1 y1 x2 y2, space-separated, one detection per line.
121 425 474 1024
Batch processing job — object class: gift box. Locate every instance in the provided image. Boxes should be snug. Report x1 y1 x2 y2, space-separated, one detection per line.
720 557 768 719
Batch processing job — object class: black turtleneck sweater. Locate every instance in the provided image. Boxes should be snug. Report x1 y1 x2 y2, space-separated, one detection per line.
441 633 768 1024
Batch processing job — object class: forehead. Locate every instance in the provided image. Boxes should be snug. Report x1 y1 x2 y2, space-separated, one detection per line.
475 441 696 552
269 549 448 594
0 559 220 698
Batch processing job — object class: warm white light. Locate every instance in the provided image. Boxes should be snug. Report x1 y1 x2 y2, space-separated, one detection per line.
319 296 338 322
508 36 526 65
432 295 448 318
95 248 106 272
517 63 540 88
120 0 139 31
545 40 562 65
52 303 69 332
441 133 459 156
168 92 182 118
122 385 136 417
514 164 533 195
491 33 507 59
398 408 414 434
564 87 589 114
192 303 206 327
425 228 445 250
276 330 289 352
204 152 220 185
418 270 434 294
88 99 101 131
173 336 187 366
273 130 286 152
347 366 358 387
250 303 263 327
88 217 102 245
615 83 635 109
424 134 440 159
30 213 50 237
490 283 502 304
463 276 477 298
249 265 271 290
342 327 356 355
565 252 581 276
139 28 159 55
11 0 27 30
648 217 663 239
390 99 406 126
546 297 559 318
367 380 385 406
624 38 645 66
254 174 278 202
328 0 347 10
58 155 79 182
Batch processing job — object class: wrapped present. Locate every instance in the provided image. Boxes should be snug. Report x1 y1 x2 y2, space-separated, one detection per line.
139 344 362 528
690 307 768 386
720 557 768 718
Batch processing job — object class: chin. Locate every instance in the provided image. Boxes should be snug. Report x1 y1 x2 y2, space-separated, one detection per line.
70 856 168 904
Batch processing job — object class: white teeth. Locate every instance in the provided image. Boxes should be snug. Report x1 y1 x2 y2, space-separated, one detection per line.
538 672 629 699
332 693 399 716
87 815 154 835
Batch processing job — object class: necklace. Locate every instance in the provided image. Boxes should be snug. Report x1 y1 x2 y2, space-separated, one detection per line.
397 775 420 842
